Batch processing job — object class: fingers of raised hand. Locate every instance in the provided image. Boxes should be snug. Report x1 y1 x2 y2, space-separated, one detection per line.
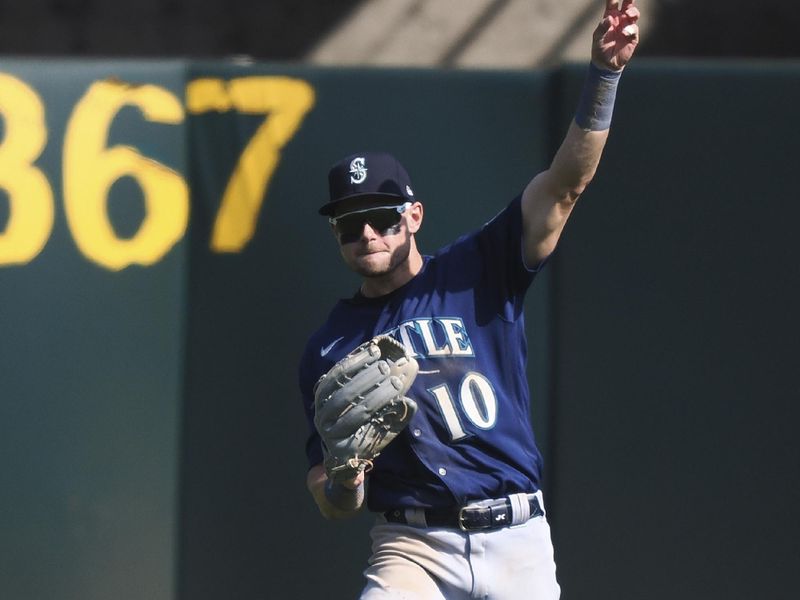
606 0 639 19
599 3 640 43
622 23 639 40
610 0 636 13
596 15 613 38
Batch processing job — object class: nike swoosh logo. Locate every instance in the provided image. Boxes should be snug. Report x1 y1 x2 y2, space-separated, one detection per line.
320 336 345 357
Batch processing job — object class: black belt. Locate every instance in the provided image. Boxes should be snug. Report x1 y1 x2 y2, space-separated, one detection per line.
384 494 543 532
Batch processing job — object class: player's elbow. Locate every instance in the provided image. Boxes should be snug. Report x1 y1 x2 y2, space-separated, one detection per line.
532 169 590 210
571 171 597 200
557 186 583 209
555 158 599 202
558 167 596 203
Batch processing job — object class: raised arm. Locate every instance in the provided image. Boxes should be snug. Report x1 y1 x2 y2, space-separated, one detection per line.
521 0 640 265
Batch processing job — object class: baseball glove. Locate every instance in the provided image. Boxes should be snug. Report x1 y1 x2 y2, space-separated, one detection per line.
313 335 419 483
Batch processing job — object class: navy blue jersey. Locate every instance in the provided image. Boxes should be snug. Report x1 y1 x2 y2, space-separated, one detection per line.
298 196 546 512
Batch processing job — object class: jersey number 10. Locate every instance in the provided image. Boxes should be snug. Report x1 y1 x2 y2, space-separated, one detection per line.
428 372 498 441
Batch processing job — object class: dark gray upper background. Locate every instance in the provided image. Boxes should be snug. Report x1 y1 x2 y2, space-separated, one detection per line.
0 0 798 60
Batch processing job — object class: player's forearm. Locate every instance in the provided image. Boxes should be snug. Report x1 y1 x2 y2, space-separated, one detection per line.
520 129 607 264
537 0 637 203
545 123 609 204
537 56 625 204
519 71 618 263
307 464 365 520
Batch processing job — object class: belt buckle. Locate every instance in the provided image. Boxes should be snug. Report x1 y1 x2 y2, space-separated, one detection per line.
457 506 471 531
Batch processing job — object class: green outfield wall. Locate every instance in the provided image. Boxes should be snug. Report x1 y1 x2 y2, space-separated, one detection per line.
0 59 797 600
0 61 187 600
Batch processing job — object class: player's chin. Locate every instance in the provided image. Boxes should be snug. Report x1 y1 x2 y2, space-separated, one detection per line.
353 254 391 277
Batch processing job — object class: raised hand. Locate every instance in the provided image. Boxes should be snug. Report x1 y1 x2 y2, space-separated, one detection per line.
592 0 640 71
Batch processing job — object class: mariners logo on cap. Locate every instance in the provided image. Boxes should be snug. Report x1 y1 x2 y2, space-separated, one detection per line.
349 157 368 184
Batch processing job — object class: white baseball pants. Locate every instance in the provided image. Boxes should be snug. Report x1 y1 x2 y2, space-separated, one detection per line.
360 492 560 600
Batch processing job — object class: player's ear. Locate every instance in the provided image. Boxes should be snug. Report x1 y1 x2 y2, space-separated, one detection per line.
406 202 423 234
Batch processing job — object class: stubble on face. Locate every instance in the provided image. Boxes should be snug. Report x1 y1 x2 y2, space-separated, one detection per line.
343 228 412 280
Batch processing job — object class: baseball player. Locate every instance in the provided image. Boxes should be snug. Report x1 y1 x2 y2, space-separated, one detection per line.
299 2 640 598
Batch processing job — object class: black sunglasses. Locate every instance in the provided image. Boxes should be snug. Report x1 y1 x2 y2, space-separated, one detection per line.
329 202 412 244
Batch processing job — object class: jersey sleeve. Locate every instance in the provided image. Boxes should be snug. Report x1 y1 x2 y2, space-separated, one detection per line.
446 195 545 322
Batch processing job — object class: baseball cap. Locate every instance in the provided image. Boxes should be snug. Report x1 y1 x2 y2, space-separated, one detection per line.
319 151 416 216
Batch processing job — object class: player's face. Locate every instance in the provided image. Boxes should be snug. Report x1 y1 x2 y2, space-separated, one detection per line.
332 201 420 278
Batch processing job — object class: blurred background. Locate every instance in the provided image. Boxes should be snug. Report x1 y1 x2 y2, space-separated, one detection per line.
0 0 798 65
1 2 798 600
